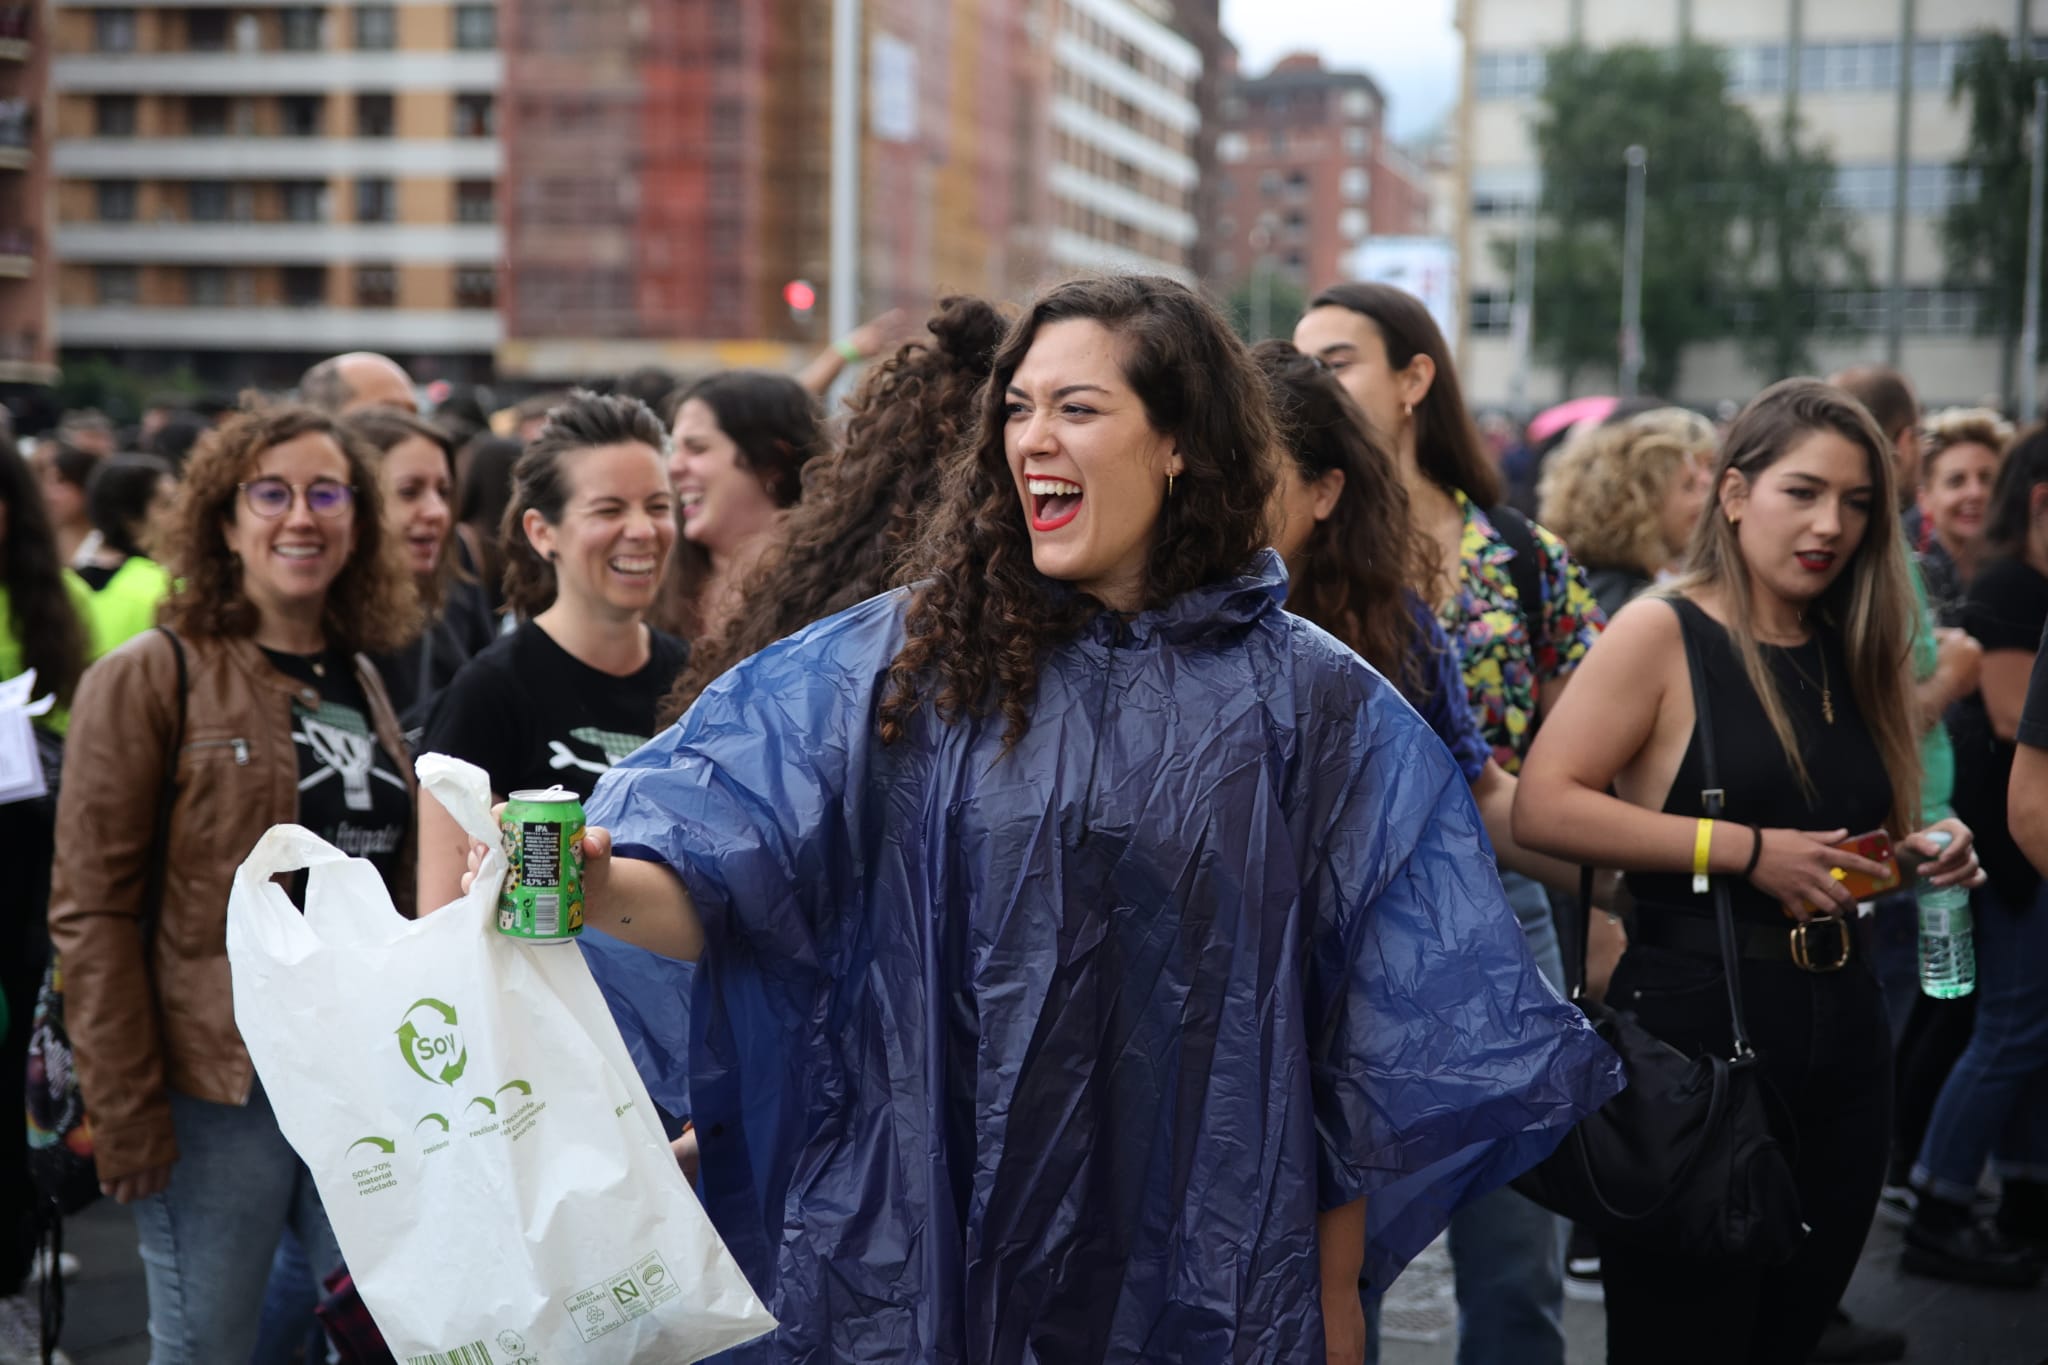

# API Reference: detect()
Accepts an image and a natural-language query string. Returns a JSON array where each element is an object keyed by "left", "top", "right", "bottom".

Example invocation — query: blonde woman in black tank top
[{"left": 1514, "top": 379, "right": 1984, "bottom": 1365}]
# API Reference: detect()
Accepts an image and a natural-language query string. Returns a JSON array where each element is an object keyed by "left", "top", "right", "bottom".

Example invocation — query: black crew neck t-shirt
[
  {"left": 420, "top": 619, "right": 689, "bottom": 799},
  {"left": 260, "top": 648, "right": 413, "bottom": 897},
  {"left": 2017, "top": 620, "right": 2048, "bottom": 752},
  {"left": 1952, "top": 556, "right": 2048, "bottom": 903}
]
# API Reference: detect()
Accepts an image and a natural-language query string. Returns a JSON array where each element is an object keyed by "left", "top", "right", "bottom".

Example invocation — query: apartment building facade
[
  {"left": 1213, "top": 53, "right": 1431, "bottom": 296},
  {"left": 0, "top": 3, "right": 49, "bottom": 387},
  {"left": 1456, "top": 0, "right": 2044, "bottom": 410},
  {"left": 51, "top": 1, "right": 502, "bottom": 388}
]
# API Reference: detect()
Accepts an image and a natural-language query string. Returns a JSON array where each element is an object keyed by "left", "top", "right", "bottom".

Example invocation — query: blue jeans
[
  {"left": 251, "top": 1229, "right": 331, "bottom": 1365},
  {"left": 1445, "top": 870, "right": 1567, "bottom": 1365},
  {"left": 130, "top": 1081, "right": 340, "bottom": 1365},
  {"left": 1913, "top": 878, "right": 2048, "bottom": 1201}
]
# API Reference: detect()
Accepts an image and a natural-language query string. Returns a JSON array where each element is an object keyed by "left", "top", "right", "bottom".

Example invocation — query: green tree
[
  {"left": 1502, "top": 43, "right": 1862, "bottom": 396},
  {"left": 1940, "top": 31, "right": 2048, "bottom": 406},
  {"left": 1224, "top": 271, "right": 1307, "bottom": 343}
]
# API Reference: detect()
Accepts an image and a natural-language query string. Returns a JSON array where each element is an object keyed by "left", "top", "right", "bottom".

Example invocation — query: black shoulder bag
[{"left": 1510, "top": 607, "right": 1806, "bottom": 1264}]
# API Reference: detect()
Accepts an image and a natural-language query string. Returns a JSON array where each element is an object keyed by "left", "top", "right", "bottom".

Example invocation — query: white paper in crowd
[
  {"left": 0, "top": 669, "right": 58, "bottom": 806},
  {"left": 227, "top": 754, "right": 774, "bottom": 1365}
]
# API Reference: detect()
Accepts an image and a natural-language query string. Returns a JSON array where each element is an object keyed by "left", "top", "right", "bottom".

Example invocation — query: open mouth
[
  {"left": 1794, "top": 550, "right": 1836, "bottom": 573},
  {"left": 608, "top": 554, "right": 658, "bottom": 580},
  {"left": 1028, "top": 476, "right": 1083, "bottom": 532},
  {"left": 274, "top": 543, "right": 325, "bottom": 562},
  {"left": 678, "top": 490, "right": 705, "bottom": 518}
]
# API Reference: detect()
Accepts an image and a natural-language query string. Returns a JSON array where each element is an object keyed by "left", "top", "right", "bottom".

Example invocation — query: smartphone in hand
[{"left": 1829, "top": 830, "right": 1901, "bottom": 902}]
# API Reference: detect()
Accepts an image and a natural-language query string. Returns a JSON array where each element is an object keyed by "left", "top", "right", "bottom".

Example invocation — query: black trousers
[
  {"left": 0, "top": 796, "right": 53, "bottom": 1295},
  {"left": 1600, "top": 940, "right": 1893, "bottom": 1365}
]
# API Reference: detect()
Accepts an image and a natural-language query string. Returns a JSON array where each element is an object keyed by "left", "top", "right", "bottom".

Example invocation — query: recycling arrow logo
[{"left": 395, "top": 997, "right": 468, "bottom": 1088}]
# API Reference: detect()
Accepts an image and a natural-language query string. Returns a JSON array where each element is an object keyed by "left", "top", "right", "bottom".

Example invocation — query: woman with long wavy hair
[
  {"left": 658, "top": 296, "right": 1004, "bottom": 723},
  {"left": 51, "top": 404, "right": 419, "bottom": 1361},
  {"left": 1515, "top": 379, "right": 1985, "bottom": 1360},
  {"left": 457, "top": 276, "right": 1619, "bottom": 1362}
]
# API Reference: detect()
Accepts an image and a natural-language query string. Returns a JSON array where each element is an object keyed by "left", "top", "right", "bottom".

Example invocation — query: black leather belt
[{"left": 1635, "top": 910, "right": 1854, "bottom": 973}]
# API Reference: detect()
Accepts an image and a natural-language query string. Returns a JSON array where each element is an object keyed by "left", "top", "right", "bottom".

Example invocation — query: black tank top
[{"left": 1626, "top": 598, "right": 1894, "bottom": 925}]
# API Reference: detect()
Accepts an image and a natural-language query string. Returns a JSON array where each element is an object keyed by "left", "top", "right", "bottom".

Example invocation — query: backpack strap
[
  {"left": 1488, "top": 503, "right": 1548, "bottom": 621},
  {"left": 141, "top": 626, "right": 187, "bottom": 948}
]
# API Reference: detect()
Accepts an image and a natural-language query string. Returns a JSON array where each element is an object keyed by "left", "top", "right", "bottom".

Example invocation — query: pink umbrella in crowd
[{"left": 1527, "top": 395, "right": 1618, "bottom": 446}]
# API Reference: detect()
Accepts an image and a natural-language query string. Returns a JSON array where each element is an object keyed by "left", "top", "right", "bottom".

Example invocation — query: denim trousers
[
  {"left": 130, "top": 1080, "right": 340, "bottom": 1365},
  {"left": 1600, "top": 937, "right": 1892, "bottom": 1364},
  {"left": 1913, "top": 877, "right": 2048, "bottom": 1201}
]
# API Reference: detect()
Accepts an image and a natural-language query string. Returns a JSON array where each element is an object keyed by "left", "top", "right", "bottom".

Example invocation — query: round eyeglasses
[{"left": 238, "top": 477, "right": 355, "bottom": 520}]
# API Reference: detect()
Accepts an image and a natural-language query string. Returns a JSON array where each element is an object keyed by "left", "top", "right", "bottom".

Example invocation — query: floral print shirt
[{"left": 1438, "top": 493, "right": 1605, "bottom": 774}]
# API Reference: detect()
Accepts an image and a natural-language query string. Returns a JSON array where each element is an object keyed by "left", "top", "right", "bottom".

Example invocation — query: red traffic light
[{"left": 783, "top": 279, "right": 817, "bottom": 312}]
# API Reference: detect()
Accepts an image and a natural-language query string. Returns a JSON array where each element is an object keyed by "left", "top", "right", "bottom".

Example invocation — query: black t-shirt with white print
[
  {"left": 261, "top": 648, "right": 413, "bottom": 898},
  {"left": 420, "top": 619, "right": 689, "bottom": 800}
]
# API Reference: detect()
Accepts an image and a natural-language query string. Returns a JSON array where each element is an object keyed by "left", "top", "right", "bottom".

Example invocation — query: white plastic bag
[{"left": 228, "top": 754, "right": 774, "bottom": 1365}]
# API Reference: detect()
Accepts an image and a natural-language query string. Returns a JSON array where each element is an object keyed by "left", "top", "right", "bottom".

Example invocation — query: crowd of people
[{"left": 0, "top": 272, "right": 2034, "bottom": 1365}]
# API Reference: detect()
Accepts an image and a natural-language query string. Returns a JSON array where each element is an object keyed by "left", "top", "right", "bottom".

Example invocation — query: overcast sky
[{"left": 1218, "top": 0, "right": 1462, "bottom": 143}]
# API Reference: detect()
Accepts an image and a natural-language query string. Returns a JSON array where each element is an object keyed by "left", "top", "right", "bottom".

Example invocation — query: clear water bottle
[{"left": 1918, "top": 832, "right": 1976, "bottom": 999}]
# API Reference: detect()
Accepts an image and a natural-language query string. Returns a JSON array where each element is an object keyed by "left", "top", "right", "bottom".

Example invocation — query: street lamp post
[{"left": 1619, "top": 144, "right": 1647, "bottom": 401}]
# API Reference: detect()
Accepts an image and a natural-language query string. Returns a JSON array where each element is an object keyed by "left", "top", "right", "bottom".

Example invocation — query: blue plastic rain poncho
[{"left": 588, "top": 551, "right": 1621, "bottom": 1364}]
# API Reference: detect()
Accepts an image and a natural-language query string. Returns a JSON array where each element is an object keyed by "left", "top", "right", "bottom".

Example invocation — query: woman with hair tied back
[
  {"left": 416, "top": 391, "right": 686, "bottom": 911},
  {"left": 1538, "top": 408, "right": 1716, "bottom": 618},
  {"left": 659, "top": 295, "right": 1005, "bottom": 724},
  {"left": 77, "top": 453, "right": 177, "bottom": 650},
  {"left": 471, "top": 275, "right": 1619, "bottom": 1362},
  {"left": 50, "top": 404, "right": 420, "bottom": 1363},
  {"left": 1514, "top": 379, "right": 1984, "bottom": 1361},
  {"left": 653, "top": 370, "right": 824, "bottom": 642}
]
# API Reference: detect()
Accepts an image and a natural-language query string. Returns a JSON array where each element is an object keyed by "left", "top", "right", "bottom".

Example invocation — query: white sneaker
[
  {"left": 0, "top": 1293, "right": 73, "bottom": 1365},
  {"left": 23, "top": 1251, "right": 76, "bottom": 1285}
]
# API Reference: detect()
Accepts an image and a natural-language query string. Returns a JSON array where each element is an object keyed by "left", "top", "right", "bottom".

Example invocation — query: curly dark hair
[
  {"left": 659, "top": 296, "right": 1005, "bottom": 724},
  {"left": 0, "top": 443, "right": 87, "bottom": 703},
  {"left": 500, "top": 390, "right": 672, "bottom": 618},
  {"left": 652, "top": 370, "right": 825, "bottom": 640},
  {"left": 160, "top": 404, "right": 421, "bottom": 654},
  {"left": 1308, "top": 281, "right": 1501, "bottom": 507},
  {"left": 1253, "top": 340, "right": 1437, "bottom": 701},
  {"left": 877, "top": 275, "right": 1278, "bottom": 749}
]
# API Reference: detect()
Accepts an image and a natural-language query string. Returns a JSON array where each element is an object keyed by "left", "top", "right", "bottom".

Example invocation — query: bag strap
[
  {"left": 139, "top": 626, "right": 187, "bottom": 948},
  {"left": 1672, "top": 601, "right": 1758, "bottom": 1060},
  {"left": 1489, "top": 503, "right": 1547, "bottom": 623}
]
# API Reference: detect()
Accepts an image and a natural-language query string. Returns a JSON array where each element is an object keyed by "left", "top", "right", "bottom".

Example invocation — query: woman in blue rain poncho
[{"left": 567, "top": 276, "right": 1621, "bottom": 1363}]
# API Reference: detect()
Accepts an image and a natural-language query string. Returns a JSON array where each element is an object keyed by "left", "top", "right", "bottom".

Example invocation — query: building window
[
  {"left": 1472, "top": 168, "right": 1541, "bottom": 218},
  {"left": 454, "top": 5, "right": 497, "bottom": 50},
  {"left": 1341, "top": 89, "right": 1373, "bottom": 119},
  {"left": 1802, "top": 41, "right": 1899, "bottom": 94},
  {"left": 355, "top": 177, "right": 395, "bottom": 223},
  {"left": 280, "top": 7, "right": 325, "bottom": 51},
  {"left": 1912, "top": 39, "right": 1964, "bottom": 93},
  {"left": 187, "top": 266, "right": 228, "bottom": 307},
  {"left": 354, "top": 5, "right": 396, "bottom": 51},
  {"left": 187, "top": 10, "right": 230, "bottom": 50},
  {"left": 188, "top": 181, "right": 230, "bottom": 222},
  {"left": 356, "top": 93, "right": 395, "bottom": 138},
  {"left": 96, "top": 265, "right": 140, "bottom": 305},
  {"left": 1344, "top": 126, "right": 1370, "bottom": 157},
  {"left": 455, "top": 267, "right": 496, "bottom": 310},
  {"left": 1470, "top": 289, "right": 1515, "bottom": 336},
  {"left": 1339, "top": 208, "right": 1369, "bottom": 241},
  {"left": 283, "top": 265, "right": 327, "bottom": 307},
  {"left": 282, "top": 181, "right": 328, "bottom": 222},
  {"left": 95, "top": 181, "right": 138, "bottom": 223},
  {"left": 1475, "top": 50, "right": 1545, "bottom": 100},
  {"left": 281, "top": 95, "right": 324, "bottom": 137},
  {"left": 355, "top": 264, "right": 397, "bottom": 308},
  {"left": 454, "top": 94, "right": 495, "bottom": 138},
  {"left": 1828, "top": 165, "right": 1892, "bottom": 212},
  {"left": 95, "top": 96, "right": 137, "bottom": 138},
  {"left": 1341, "top": 166, "right": 1370, "bottom": 202},
  {"left": 187, "top": 96, "right": 230, "bottom": 137},
  {"left": 1217, "top": 132, "right": 1247, "bottom": 164},
  {"left": 93, "top": 9, "right": 137, "bottom": 52},
  {"left": 1728, "top": 44, "right": 1786, "bottom": 95},
  {"left": 456, "top": 179, "right": 496, "bottom": 223}
]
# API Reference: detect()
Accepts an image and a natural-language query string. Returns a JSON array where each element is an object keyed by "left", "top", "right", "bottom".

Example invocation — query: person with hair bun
[
  {"left": 476, "top": 276, "right": 1619, "bottom": 1362},
  {"left": 50, "top": 404, "right": 419, "bottom": 1362},
  {"left": 653, "top": 370, "right": 823, "bottom": 640},
  {"left": 416, "top": 391, "right": 684, "bottom": 911},
  {"left": 1538, "top": 408, "right": 1716, "bottom": 618},
  {"left": 659, "top": 295, "right": 1005, "bottom": 724}
]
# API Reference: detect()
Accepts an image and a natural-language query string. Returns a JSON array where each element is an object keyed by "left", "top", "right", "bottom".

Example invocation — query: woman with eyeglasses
[{"left": 49, "top": 404, "right": 420, "bottom": 1363}]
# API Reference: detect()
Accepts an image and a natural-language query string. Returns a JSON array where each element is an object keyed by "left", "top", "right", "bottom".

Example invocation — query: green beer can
[{"left": 498, "top": 787, "right": 586, "bottom": 942}]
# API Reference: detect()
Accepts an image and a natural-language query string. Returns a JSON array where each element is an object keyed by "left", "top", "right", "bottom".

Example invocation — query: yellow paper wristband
[{"left": 1692, "top": 817, "right": 1716, "bottom": 894}]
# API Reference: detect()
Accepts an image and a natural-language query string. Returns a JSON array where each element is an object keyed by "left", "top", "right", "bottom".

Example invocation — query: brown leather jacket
[{"left": 49, "top": 629, "right": 414, "bottom": 1181}]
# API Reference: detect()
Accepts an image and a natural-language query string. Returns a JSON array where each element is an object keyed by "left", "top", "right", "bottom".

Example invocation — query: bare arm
[
  {"left": 455, "top": 825, "right": 704, "bottom": 961},
  {"left": 416, "top": 785, "right": 482, "bottom": 916},
  {"left": 1317, "top": 1197, "right": 1367, "bottom": 1365},
  {"left": 1917, "top": 628, "right": 1982, "bottom": 729},
  {"left": 1980, "top": 648, "right": 2034, "bottom": 743},
  {"left": 1513, "top": 599, "right": 1882, "bottom": 918},
  {"left": 794, "top": 308, "right": 911, "bottom": 396},
  {"left": 2013, "top": 742, "right": 2048, "bottom": 877},
  {"left": 1472, "top": 760, "right": 1595, "bottom": 899}
]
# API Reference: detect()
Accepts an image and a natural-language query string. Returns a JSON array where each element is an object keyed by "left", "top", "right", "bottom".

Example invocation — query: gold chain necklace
[{"left": 1782, "top": 641, "right": 1833, "bottom": 725}]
